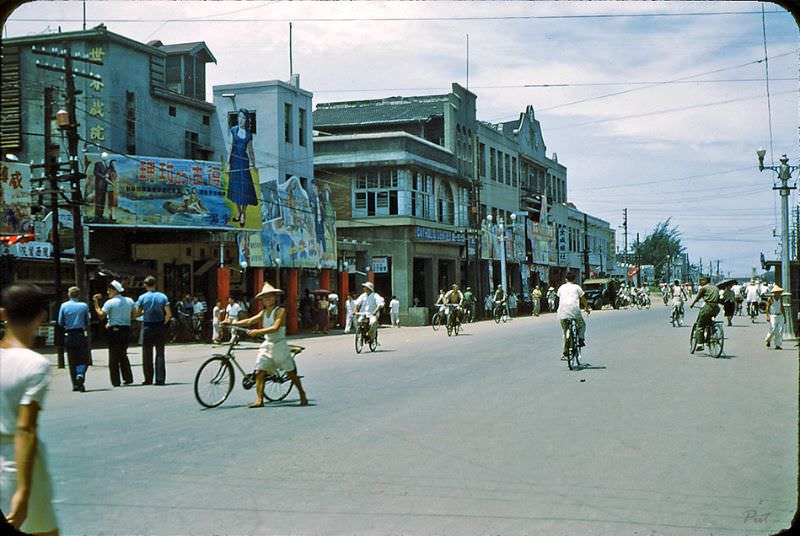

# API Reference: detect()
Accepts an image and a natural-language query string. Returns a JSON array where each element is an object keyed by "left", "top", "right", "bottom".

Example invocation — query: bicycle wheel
[
  {"left": 446, "top": 316, "right": 453, "bottom": 336},
  {"left": 355, "top": 331, "right": 364, "bottom": 353},
  {"left": 454, "top": 319, "right": 461, "bottom": 336},
  {"left": 689, "top": 324, "right": 698, "bottom": 354},
  {"left": 566, "top": 323, "right": 576, "bottom": 370},
  {"left": 368, "top": 331, "right": 378, "bottom": 352},
  {"left": 431, "top": 312, "right": 441, "bottom": 331},
  {"left": 708, "top": 325, "right": 724, "bottom": 358},
  {"left": 264, "top": 371, "right": 293, "bottom": 401},
  {"left": 493, "top": 307, "right": 501, "bottom": 323},
  {"left": 194, "top": 356, "right": 234, "bottom": 408}
]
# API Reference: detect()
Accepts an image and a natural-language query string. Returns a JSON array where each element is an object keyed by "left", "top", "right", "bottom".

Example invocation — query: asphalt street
[{"left": 36, "top": 304, "right": 796, "bottom": 535}]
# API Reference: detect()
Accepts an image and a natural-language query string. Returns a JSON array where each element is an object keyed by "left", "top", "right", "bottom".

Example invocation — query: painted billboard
[
  {"left": 83, "top": 153, "right": 261, "bottom": 229},
  {"left": 0, "top": 161, "right": 32, "bottom": 235}
]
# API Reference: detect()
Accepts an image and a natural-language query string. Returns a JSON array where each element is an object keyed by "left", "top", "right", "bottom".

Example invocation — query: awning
[{"left": 96, "top": 259, "right": 154, "bottom": 278}]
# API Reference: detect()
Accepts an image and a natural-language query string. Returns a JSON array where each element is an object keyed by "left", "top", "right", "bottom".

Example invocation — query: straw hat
[
  {"left": 255, "top": 282, "right": 284, "bottom": 298},
  {"left": 771, "top": 285, "right": 783, "bottom": 293},
  {"left": 362, "top": 281, "right": 374, "bottom": 292}
]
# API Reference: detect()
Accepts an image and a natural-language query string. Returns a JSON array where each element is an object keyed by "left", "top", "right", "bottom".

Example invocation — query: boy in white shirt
[
  {"left": 389, "top": 296, "right": 400, "bottom": 327},
  {"left": 557, "top": 273, "right": 591, "bottom": 358}
]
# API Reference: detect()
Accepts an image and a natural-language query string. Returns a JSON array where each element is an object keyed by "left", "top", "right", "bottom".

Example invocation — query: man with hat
[
  {"left": 354, "top": 281, "right": 383, "bottom": 343},
  {"left": 764, "top": 284, "right": 786, "bottom": 350},
  {"left": 223, "top": 282, "right": 308, "bottom": 408},
  {"left": 689, "top": 275, "right": 720, "bottom": 351},
  {"left": 93, "top": 280, "right": 136, "bottom": 386},
  {"left": 58, "top": 286, "right": 91, "bottom": 392}
]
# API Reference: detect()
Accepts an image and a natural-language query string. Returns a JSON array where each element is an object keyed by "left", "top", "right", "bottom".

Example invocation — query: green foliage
[{"left": 635, "top": 219, "right": 684, "bottom": 280}]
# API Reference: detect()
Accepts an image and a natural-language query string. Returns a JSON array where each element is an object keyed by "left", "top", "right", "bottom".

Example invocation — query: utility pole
[
  {"left": 796, "top": 205, "right": 799, "bottom": 261},
  {"left": 622, "top": 208, "right": 628, "bottom": 285},
  {"left": 33, "top": 45, "right": 102, "bottom": 301},
  {"left": 44, "top": 86, "right": 65, "bottom": 369},
  {"left": 583, "top": 213, "right": 589, "bottom": 283},
  {"left": 636, "top": 232, "right": 641, "bottom": 286},
  {"left": 716, "top": 260, "right": 720, "bottom": 279}
]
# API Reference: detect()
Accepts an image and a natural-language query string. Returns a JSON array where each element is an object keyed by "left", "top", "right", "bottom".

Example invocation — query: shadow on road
[{"left": 577, "top": 363, "right": 607, "bottom": 370}]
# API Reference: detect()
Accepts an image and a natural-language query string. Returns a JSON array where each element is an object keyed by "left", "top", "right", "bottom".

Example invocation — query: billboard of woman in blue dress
[{"left": 227, "top": 108, "right": 259, "bottom": 227}]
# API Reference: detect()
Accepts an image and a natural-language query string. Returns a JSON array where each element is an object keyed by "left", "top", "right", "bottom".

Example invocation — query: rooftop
[{"left": 314, "top": 95, "right": 449, "bottom": 127}]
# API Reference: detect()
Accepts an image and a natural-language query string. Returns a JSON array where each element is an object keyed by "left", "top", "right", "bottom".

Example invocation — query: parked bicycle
[
  {"left": 193, "top": 326, "right": 302, "bottom": 408},
  {"left": 562, "top": 318, "right": 582, "bottom": 370},
  {"left": 689, "top": 319, "right": 724, "bottom": 358},
  {"left": 354, "top": 312, "right": 378, "bottom": 353}
]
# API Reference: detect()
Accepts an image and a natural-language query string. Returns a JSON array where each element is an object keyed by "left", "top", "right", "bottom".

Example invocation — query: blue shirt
[
  {"left": 135, "top": 291, "right": 169, "bottom": 323},
  {"left": 102, "top": 295, "right": 135, "bottom": 327},
  {"left": 58, "top": 299, "right": 90, "bottom": 330}
]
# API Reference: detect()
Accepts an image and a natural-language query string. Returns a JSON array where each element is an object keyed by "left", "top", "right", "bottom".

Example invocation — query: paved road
[{"left": 38, "top": 305, "right": 795, "bottom": 535}]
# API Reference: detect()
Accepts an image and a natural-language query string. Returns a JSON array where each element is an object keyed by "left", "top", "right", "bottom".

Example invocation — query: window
[
  {"left": 410, "top": 172, "right": 433, "bottom": 220},
  {"left": 498, "top": 151, "right": 504, "bottom": 183},
  {"left": 298, "top": 108, "right": 306, "bottom": 146},
  {"left": 184, "top": 130, "right": 198, "bottom": 159},
  {"left": 202, "top": 114, "right": 210, "bottom": 126},
  {"left": 436, "top": 182, "right": 455, "bottom": 225},
  {"left": 512, "top": 157, "right": 517, "bottom": 187},
  {"left": 284, "top": 103, "right": 292, "bottom": 143},
  {"left": 168, "top": 106, "right": 176, "bottom": 117},
  {"left": 490, "top": 148, "right": 497, "bottom": 181},
  {"left": 505, "top": 154, "right": 511, "bottom": 185},
  {"left": 353, "top": 168, "right": 400, "bottom": 217},
  {"left": 125, "top": 91, "right": 136, "bottom": 155},
  {"left": 479, "top": 143, "right": 486, "bottom": 177}
]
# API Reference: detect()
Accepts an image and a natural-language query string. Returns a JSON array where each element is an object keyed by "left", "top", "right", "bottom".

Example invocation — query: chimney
[{"left": 290, "top": 73, "right": 300, "bottom": 88}]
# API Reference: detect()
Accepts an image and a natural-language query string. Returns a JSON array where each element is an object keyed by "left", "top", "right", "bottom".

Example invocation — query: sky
[{"left": 4, "top": 0, "right": 799, "bottom": 276}]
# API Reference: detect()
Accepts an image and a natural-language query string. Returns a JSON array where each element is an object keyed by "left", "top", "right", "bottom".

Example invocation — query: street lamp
[
  {"left": 487, "top": 214, "right": 513, "bottom": 296},
  {"left": 757, "top": 149, "right": 797, "bottom": 341}
]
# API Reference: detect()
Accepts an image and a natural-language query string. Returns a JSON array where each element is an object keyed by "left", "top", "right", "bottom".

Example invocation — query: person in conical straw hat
[
  {"left": 223, "top": 282, "right": 308, "bottom": 407},
  {"left": 764, "top": 284, "right": 785, "bottom": 350}
]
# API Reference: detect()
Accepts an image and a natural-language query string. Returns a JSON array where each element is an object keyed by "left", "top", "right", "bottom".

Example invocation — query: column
[
  {"left": 252, "top": 268, "right": 264, "bottom": 312},
  {"left": 216, "top": 267, "right": 230, "bottom": 305},
  {"left": 286, "top": 268, "right": 299, "bottom": 335},
  {"left": 339, "top": 270, "right": 349, "bottom": 327},
  {"left": 320, "top": 268, "right": 331, "bottom": 290}
]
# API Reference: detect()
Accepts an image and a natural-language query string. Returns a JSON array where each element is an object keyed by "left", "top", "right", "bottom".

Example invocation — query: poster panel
[{"left": 0, "top": 161, "right": 32, "bottom": 235}]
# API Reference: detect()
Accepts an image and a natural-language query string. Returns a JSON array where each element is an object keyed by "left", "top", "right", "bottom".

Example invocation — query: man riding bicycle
[
  {"left": 354, "top": 282, "right": 383, "bottom": 343},
  {"left": 443, "top": 284, "right": 464, "bottom": 324},
  {"left": 557, "top": 272, "right": 591, "bottom": 359},
  {"left": 745, "top": 279, "right": 761, "bottom": 318},
  {"left": 671, "top": 279, "right": 688, "bottom": 320},
  {"left": 689, "top": 275, "right": 720, "bottom": 351},
  {"left": 493, "top": 285, "right": 508, "bottom": 321},
  {"left": 462, "top": 286, "right": 475, "bottom": 321}
]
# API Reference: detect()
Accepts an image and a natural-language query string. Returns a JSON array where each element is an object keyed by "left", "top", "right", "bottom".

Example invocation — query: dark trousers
[
  {"left": 108, "top": 326, "right": 133, "bottom": 386},
  {"left": 64, "top": 329, "right": 90, "bottom": 387},
  {"left": 142, "top": 322, "right": 166, "bottom": 384}
]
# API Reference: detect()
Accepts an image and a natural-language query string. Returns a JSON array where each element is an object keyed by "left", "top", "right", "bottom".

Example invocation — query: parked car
[{"left": 583, "top": 278, "right": 622, "bottom": 310}]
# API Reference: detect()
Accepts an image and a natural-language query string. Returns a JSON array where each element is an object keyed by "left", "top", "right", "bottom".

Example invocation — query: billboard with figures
[{"left": 0, "top": 161, "right": 32, "bottom": 236}]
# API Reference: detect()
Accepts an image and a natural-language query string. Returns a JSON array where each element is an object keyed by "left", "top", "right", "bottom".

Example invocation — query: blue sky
[{"left": 4, "top": 1, "right": 798, "bottom": 275}]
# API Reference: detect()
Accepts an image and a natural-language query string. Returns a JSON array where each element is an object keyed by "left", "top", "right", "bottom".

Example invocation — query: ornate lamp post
[
  {"left": 486, "top": 213, "right": 516, "bottom": 296},
  {"left": 757, "top": 149, "right": 797, "bottom": 340}
]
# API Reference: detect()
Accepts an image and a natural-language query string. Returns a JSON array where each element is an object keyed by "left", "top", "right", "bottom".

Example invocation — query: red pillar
[
  {"left": 217, "top": 267, "right": 230, "bottom": 305},
  {"left": 253, "top": 268, "right": 264, "bottom": 312},
  {"left": 319, "top": 268, "right": 330, "bottom": 290},
  {"left": 286, "top": 268, "right": 299, "bottom": 335},
  {"left": 339, "top": 270, "right": 349, "bottom": 327},
  {"left": 368, "top": 270, "right": 375, "bottom": 285}
]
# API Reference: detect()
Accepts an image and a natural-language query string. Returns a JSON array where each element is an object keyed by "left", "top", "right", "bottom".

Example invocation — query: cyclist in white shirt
[
  {"left": 557, "top": 273, "right": 591, "bottom": 359},
  {"left": 354, "top": 282, "right": 383, "bottom": 341},
  {"left": 745, "top": 280, "right": 761, "bottom": 317},
  {"left": 671, "top": 279, "right": 688, "bottom": 318},
  {"left": 443, "top": 284, "right": 464, "bottom": 324}
]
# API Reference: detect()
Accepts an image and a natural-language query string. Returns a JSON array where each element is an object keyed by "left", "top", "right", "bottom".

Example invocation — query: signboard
[
  {"left": 557, "top": 224, "right": 568, "bottom": 265},
  {"left": 371, "top": 256, "right": 389, "bottom": 273},
  {"left": 1, "top": 161, "right": 32, "bottom": 236},
  {"left": 415, "top": 226, "right": 464, "bottom": 243},
  {"left": 0, "top": 241, "right": 52, "bottom": 259}
]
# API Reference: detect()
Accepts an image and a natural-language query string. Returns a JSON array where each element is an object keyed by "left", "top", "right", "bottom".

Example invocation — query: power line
[{"left": 9, "top": 9, "right": 787, "bottom": 23}]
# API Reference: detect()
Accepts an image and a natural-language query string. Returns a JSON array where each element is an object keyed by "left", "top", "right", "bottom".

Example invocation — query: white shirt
[
  {"left": 671, "top": 285, "right": 686, "bottom": 303},
  {"left": 212, "top": 305, "right": 222, "bottom": 322},
  {"left": 225, "top": 302, "right": 241, "bottom": 320},
  {"left": 389, "top": 299, "right": 400, "bottom": 314},
  {"left": 355, "top": 292, "right": 381, "bottom": 315},
  {"left": 0, "top": 347, "right": 50, "bottom": 436},
  {"left": 345, "top": 298, "right": 356, "bottom": 315},
  {"left": 745, "top": 285, "right": 760, "bottom": 303},
  {"left": 557, "top": 282, "right": 584, "bottom": 321}
]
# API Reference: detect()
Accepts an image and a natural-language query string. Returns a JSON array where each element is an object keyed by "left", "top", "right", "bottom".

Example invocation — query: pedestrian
[
  {"left": 211, "top": 300, "right": 223, "bottom": 344},
  {"left": 484, "top": 293, "right": 493, "bottom": 317},
  {"left": 765, "top": 285, "right": 785, "bottom": 350},
  {"left": 134, "top": 276, "right": 172, "bottom": 386},
  {"left": 508, "top": 291, "right": 518, "bottom": 317},
  {"left": 531, "top": 285, "right": 542, "bottom": 316},
  {"left": 0, "top": 284, "right": 59, "bottom": 534},
  {"left": 721, "top": 286, "right": 736, "bottom": 327},
  {"left": 223, "top": 296, "right": 241, "bottom": 342},
  {"left": 389, "top": 295, "right": 400, "bottom": 327},
  {"left": 462, "top": 287, "right": 475, "bottom": 321},
  {"left": 58, "top": 286, "right": 91, "bottom": 392},
  {"left": 546, "top": 286, "right": 556, "bottom": 311},
  {"left": 327, "top": 292, "right": 339, "bottom": 328},
  {"left": 92, "top": 280, "right": 135, "bottom": 387},
  {"left": 223, "top": 282, "right": 308, "bottom": 408},
  {"left": 344, "top": 292, "right": 356, "bottom": 333},
  {"left": 315, "top": 294, "right": 330, "bottom": 334}
]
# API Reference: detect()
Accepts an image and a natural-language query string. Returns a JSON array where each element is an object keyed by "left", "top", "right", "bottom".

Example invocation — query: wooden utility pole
[
  {"left": 583, "top": 213, "right": 589, "bottom": 283},
  {"left": 636, "top": 232, "right": 641, "bottom": 286},
  {"left": 622, "top": 208, "right": 628, "bottom": 284}
]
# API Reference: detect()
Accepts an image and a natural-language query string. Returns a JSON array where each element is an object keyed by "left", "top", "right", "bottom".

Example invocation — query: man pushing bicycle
[{"left": 689, "top": 275, "right": 720, "bottom": 352}]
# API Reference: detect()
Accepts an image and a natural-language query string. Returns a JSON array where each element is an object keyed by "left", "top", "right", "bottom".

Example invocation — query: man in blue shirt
[
  {"left": 58, "top": 286, "right": 91, "bottom": 392},
  {"left": 93, "top": 280, "right": 136, "bottom": 387},
  {"left": 134, "top": 276, "right": 172, "bottom": 385}
]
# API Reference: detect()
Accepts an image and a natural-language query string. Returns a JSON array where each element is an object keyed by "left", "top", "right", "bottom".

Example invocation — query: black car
[{"left": 583, "top": 278, "right": 622, "bottom": 310}]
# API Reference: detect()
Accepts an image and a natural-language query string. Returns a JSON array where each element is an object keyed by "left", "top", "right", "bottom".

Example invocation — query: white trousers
[
  {"left": 390, "top": 311, "right": 399, "bottom": 326},
  {"left": 212, "top": 320, "right": 220, "bottom": 341},
  {"left": 344, "top": 313, "right": 354, "bottom": 333},
  {"left": 765, "top": 315, "right": 785, "bottom": 347}
]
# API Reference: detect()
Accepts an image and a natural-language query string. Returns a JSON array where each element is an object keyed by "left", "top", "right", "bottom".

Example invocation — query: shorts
[
  {"left": 0, "top": 439, "right": 58, "bottom": 533},
  {"left": 254, "top": 340, "right": 295, "bottom": 374}
]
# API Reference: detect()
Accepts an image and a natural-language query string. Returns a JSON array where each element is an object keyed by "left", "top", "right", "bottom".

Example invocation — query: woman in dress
[
  {"left": 227, "top": 109, "right": 258, "bottom": 227},
  {"left": 106, "top": 160, "right": 118, "bottom": 221}
]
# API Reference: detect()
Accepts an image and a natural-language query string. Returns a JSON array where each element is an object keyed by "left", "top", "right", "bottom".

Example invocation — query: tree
[{"left": 634, "top": 219, "right": 684, "bottom": 281}]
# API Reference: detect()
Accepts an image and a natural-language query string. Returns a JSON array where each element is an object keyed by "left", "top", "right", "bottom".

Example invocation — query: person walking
[
  {"left": 58, "top": 286, "right": 91, "bottom": 392},
  {"left": 92, "top": 280, "right": 135, "bottom": 387},
  {"left": 508, "top": 291, "right": 518, "bottom": 317},
  {"left": 0, "top": 284, "right": 60, "bottom": 535},
  {"left": 721, "top": 286, "right": 736, "bottom": 327},
  {"left": 389, "top": 295, "right": 400, "bottom": 327},
  {"left": 765, "top": 285, "right": 785, "bottom": 350},
  {"left": 531, "top": 285, "right": 542, "bottom": 317},
  {"left": 211, "top": 300, "right": 223, "bottom": 344},
  {"left": 223, "top": 296, "right": 241, "bottom": 342},
  {"left": 344, "top": 293, "right": 356, "bottom": 334},
  {"left": 134, "top": 276, "right": 172, "bottom": 386},
  {"left": 314, "top": 294, "right": 329, "bottom": 334}
]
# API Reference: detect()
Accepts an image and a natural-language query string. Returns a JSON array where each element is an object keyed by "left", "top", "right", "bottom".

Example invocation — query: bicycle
[
  {"left": 562, "top": 318, "right": 582, "bottom": 370},
  {"left": 193, "top": 326, "right": 302, "bottom": 408},
  {"left": 462, "top": 305, "right": 474, "bottom": 324},
  {"left": 689, "top": 319, "right": 724, "bottom": 358},
  {"left": 431, "top": 306, "right": 444, "bottom": 332},
  {"left": 354, "top": 313, "right": 378, "bottom": 353},
  {"left": 747, "top": 302, "right": 759, "bottom": 323},
  {"left": 671, "top": 303, "right": 685, "bottom": 327},
  {"left": 493, "top": 303, "right": 507, "bottom": 324},
  {"left": 445, "top": 305, "right": 461, "bottom": 337}
]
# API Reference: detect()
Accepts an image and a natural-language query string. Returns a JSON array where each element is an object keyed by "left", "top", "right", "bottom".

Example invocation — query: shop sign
[
  {"left": 371, "top": 256, "right": 389, "bottom": 273},
  {"left": 1, "top": 241, "right": 53, "bottom": 259},
  {"left": 415, "top": 226, "right": 464, "bottom": 243},
  {"left": 557, "top": 225, "right": 568, "bottom": 265}
]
